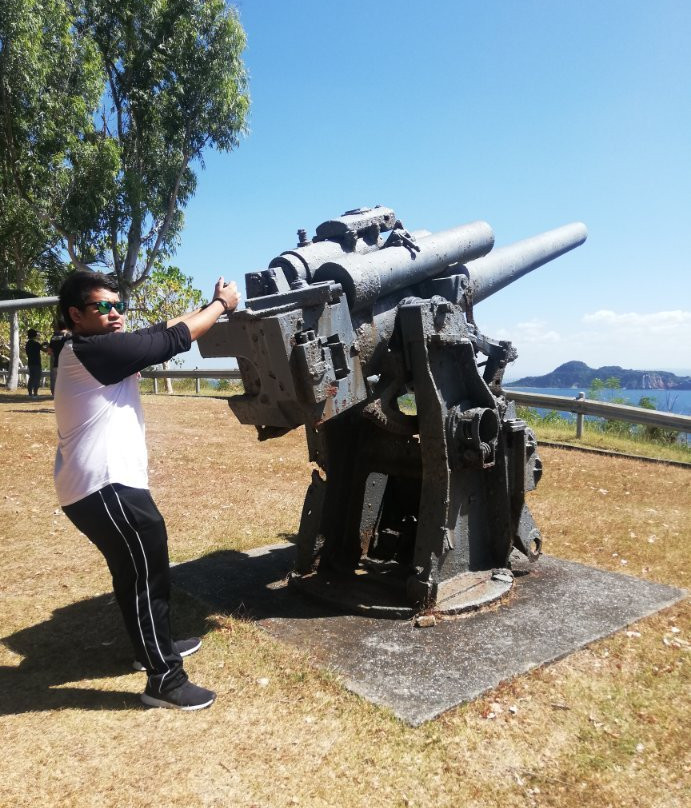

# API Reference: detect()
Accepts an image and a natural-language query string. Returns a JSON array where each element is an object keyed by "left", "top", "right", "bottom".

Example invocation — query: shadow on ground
[
  {"left": 0, "top": 590, "right": 214, "bottom": 715},
  {"left": 5, "top": 543, "right": 684, "bottom": 723},
  {"left": 0, "top": 391, "right": 54, "bottom": 407},
  {"left": 171, "top": 543, "right": 338, "bottom": 621},
  {"left": 0, "top": 543, "right": 315, "bottom": 715}
]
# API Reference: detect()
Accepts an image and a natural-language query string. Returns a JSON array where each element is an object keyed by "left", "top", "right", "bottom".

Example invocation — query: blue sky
[{"left": 174, "top": 0, "right": 691, "bottom": 377}]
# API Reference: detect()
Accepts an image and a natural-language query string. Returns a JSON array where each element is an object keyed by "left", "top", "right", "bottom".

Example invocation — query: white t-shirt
[{"left": 53, "top": 322, "right": 191, "bottom": 507}]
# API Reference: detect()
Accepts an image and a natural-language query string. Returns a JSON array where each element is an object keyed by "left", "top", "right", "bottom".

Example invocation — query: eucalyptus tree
[
  {"left": 75, "top": 0, "right": 250, "bottom": 299},
  {"left": 0, "top": 0, "right": 106, "bottom": 386},
  {"left": 0, "top": 196, "right": 66, "bottom": 388},
  {"left": 2, "top": 0, "right": 249, "bottom": 298},
  {"left": 128, "top": 264, "right": 203, "bottom": 331},
  {"left": 128, "top": 263, "right": 203, "bottom": 392}
]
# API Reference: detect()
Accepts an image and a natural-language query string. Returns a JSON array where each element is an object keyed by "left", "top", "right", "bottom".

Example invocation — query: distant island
[{"left": 505, "top": 361, "right": 691, "bottom": 390}]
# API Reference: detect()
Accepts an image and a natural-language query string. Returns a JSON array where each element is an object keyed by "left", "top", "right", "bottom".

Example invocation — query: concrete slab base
[
  {"left": 290, "top": 564, "right": 513, "bottom": 618},
  {"left": 172, "top": 545, "right": 685, "bottom": 726}
]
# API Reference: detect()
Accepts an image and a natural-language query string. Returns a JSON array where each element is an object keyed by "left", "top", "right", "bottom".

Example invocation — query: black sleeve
[
  {"left": 72, "top": 322, "right": 192, "bottom": 385},
  {"left": 133, "top": 322, "right": 169, "bottom": 336},
  {"left": 49, "top": 335, "right": 68, "bottom": 365}
]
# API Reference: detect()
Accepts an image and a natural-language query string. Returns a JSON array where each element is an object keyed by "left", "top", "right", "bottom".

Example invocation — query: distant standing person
[
  {"left": 54, "top": 270, "right": 240, "bottom": 710},
  {"left": 47, "top": 320, "right": 70, "bottom": 396},
  {"left": 25, "top": 328, "right": 43, "bottom": 398}
]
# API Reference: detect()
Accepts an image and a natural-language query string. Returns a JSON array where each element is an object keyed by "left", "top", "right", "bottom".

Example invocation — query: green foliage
[
  {"left": 0, "top": 269, "right": 59, "bottom": 365},
  {"left": 128, "top": 263, "right": 202, "bottom": 331},
  {"left": 588, "top": 376, "right": 622, "bottom": 401},
  {"left": 0, "top": 0, "right": 110, "bottom": 243},
  {"left": 0, "top": 0, "right": 107, "bottom": 381},
  {"left": 588, "top": 377, "right": 604, "bottom": 398},
  {"left": 516, "top": 404, "right": 686, "bottom": 460},
  {"left": 1, "top": 0, "right": 250, "bottom": 298},
  {"left": 0, "top": 0, "right": 93, "bottom": 313},
  {"left": 587, "top": 376, "right": 633, "bottom": 435},
  {"left": 637, "top": 395, "right": 680, "bottom": 444},
  {"left": 76, "top": 0, "right": 250, "bottom": 295},
  {"left": 127, "top": 264, "right": 202, "bottom": 368}
]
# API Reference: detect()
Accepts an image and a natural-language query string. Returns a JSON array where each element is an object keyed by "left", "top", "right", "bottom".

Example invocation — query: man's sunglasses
[{"left": 88, "top": 300, "right": 127, "bottom": 315}]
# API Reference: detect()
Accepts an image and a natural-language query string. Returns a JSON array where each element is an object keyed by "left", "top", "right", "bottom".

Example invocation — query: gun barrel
[
  {"left": 466, "top": 222, "right": 587, "bottom": 304},
  {"left": 0, "top": 296, "right": 59, "bottom": 312},
  {"left": 314, "top": 221, "right": 494, "bottom": 311}
]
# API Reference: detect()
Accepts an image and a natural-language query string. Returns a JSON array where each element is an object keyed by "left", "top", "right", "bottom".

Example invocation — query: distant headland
[{"left": 505, "top": 361, "right": 691, "bottom": 390}]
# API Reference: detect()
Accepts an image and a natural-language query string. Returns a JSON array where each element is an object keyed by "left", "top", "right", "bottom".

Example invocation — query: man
[
  {"left": 25, "top": 328, "right": 43, "bottom": 398},
  {"left": 55, "top": 270, "right": 240, "bottom": 710}
]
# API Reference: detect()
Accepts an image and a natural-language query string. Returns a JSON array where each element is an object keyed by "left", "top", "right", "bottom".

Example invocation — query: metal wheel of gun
[
  {"left": 54, "top": 271, "right": 240, "bottom": 710},
  {"left": 198, "top": 207, "right": 587, "bottom": 617}
]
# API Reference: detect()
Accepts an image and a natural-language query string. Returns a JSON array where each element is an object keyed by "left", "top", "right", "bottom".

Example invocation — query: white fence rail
[
  {"left": 1, "top": 369, "right": 52, "bottom": 389},
  {"left": 3, "top": 368, "right": 690, "bottom": 434},
  {"left": 504, "top": 389, "right": 691, "bottom": 435}
]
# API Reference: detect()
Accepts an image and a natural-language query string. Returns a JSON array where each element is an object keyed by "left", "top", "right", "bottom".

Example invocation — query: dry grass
[
  {"left": 526, "top": 419, "right": 691, "bottom": 465},
  {"left": 0, "top": 389, "right": 689, "bottom": 808}
]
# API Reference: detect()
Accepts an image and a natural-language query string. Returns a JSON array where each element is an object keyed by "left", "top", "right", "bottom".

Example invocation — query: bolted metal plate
[
  {"left": 171, "top": 544, "right": 685, "bottom": 726},
  {"left": 436, "top": 569, "right": 513, "bottom": 614},
  {"left": 289, "top": 565, "right": 513, "bottom": 618}
]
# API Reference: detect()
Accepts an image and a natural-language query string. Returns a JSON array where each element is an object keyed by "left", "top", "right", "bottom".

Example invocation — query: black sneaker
[
  {"left": 141, "top": 680, "right": 216, "bottom": 711},
  {"left": 132, "top": 637, "right": 202, "bottom": 672}
]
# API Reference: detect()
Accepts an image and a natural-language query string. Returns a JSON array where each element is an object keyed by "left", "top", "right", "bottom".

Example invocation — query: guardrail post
[
  {"left": 575, "top": 391, "right": 585, "bottom": 438},
  {"left": 195, "top": 369, "right": 200, "bottom": 396},
  {"left": 153, "top": 377, "right": 158, "bottom": 395}
]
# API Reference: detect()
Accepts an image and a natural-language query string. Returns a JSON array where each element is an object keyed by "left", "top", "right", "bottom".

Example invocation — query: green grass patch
[
  {"left": 517, "top": 407, "right": 690, "bottom": 464},
  {"left": 138, "top": 377, "right": 244, "bottom": 396}
]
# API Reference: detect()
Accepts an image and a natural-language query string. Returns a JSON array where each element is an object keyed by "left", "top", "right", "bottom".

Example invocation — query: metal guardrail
[
  {"left": 2, "top": 367, "right": 689, "bottom": 434},
  {"left": 0, "top": 296, "right": 60, "bottom": 311},
  {"left": 0, "top": 369, "right": 52, "bottom": 388},
  {"left": 0, "top": 368, "right": 240, "bottom": 387},
  {"left": 504, "top": 389, "right": 691, "bottom": 434},
  {"left": 140, "top": 369, "right": 241, "bottom": 380},
  {"left": 139, "top": 368, "right": 240, "bottom": 394}
]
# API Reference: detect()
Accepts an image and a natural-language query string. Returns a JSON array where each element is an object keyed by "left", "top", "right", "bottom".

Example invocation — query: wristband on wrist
[{"left": 204, "top": 297, "right": 229, "bottom": 311}]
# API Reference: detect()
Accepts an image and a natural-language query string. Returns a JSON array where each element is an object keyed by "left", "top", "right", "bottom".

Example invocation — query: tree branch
[
  {"left": 140, "top": 153, "right": 190, "bottom": 281},
  {"left": 65, "top": 235, "right": 93, "bottom": 271}
]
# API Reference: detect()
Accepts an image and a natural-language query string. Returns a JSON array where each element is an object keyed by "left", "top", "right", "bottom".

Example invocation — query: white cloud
[
  {"left": 497, "top": 309, "right": 691, "bottom": 378},
  {"left": 513, "top": 319, "right": 561, "bottom": 344},
  {"left": 582, "top": 309, "right": 691, "bottom": 333},
  {"left": 493, "top": 319, "right": 561, "bottom": 344}
]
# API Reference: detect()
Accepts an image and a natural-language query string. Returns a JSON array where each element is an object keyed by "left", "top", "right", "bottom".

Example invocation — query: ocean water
[{"left": 504, "top": 387, "right": 691, "bottom": 416}]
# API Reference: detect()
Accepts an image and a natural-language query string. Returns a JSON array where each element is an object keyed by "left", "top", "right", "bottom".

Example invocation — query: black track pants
[
  {"left": 63, "top": 483, "right": 186, "bottom": 694},
  {"left": 27, "top": 364, "right": 42, "bottom": 396}
]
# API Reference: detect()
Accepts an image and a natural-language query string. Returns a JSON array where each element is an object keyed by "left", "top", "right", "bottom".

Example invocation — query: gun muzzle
[
  {"left": 466, "top": 222, "right": 587, "bottom": 304},
  {"left": 314, "top": 221, "right": 495, "bottom": 311}
]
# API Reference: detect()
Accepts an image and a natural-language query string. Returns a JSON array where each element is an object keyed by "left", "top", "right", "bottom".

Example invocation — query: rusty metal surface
[
  {"left": 289, "top": 565, "right": 513, "bottom": 619},
  {"left": 196, "top": 206, "right": 589, "bottom": 615},
  {"left": 171, "top": 544, "right": 686, "bottom": 726},
  {"left": 313, "top": 221, "right": 494, "bottom": 311}
]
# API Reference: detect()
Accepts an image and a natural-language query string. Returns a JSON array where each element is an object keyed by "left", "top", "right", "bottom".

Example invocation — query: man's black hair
[
  {"left": 27, "top": 328, "right": 38, "bottom": 339},
  {"left": 59, "top": 271, "right": 120, "bottom": 328}
]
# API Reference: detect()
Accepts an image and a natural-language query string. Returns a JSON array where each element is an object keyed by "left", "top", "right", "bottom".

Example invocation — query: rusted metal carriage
[{"left": 198, "top": 207, "right": 587, "bottom": 616}]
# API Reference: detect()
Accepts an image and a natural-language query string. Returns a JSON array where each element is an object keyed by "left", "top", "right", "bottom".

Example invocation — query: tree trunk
[
  {"left": 162, "top": 360, "right": 173, "bottom": 394},
  {"left": 8, "top": 312, "right": 20, "bottom": 391}
]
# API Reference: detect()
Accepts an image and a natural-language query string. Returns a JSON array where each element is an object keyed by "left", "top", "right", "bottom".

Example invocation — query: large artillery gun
[{"left": 198, "top": 207, "right": 587, "bottom": 616}]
